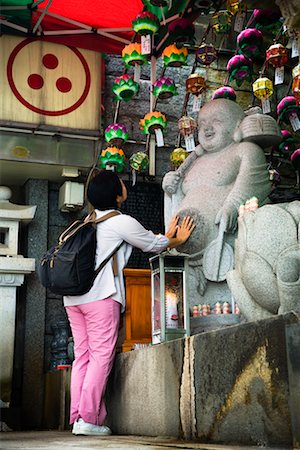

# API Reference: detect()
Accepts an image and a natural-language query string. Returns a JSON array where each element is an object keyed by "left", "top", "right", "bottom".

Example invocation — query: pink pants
[{"left": 65, "top": 297, "right": 120, "bottom": 426}]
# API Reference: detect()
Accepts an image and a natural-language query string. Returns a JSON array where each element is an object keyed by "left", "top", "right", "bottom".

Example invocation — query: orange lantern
[
  {"left": 161, "top": 44, "right": 188, "bottom": 67},
  {"left": 186, "top": 74, "right": 206, "bottom": 95},
  {"left": 266, "top": 43, "right": 289, "bottom": 68}
]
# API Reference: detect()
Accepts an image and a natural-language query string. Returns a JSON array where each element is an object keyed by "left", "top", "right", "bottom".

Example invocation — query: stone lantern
[{"left": 0, "top": 186, "right": 36, "bottom": 404}]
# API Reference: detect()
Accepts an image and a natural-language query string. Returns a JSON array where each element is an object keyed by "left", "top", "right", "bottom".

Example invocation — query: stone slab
[{"left": 107, "top": 313, "right": 299, "bottom": 446}]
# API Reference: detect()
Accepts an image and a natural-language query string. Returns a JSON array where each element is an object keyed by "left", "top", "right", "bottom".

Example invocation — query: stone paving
[{"left": 0, "top": 431, "right": 292, "bottom": 450}]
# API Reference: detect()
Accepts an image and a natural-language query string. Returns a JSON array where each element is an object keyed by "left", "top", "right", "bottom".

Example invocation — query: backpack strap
[{"left": 88, "top": 210, "right": 123, "bottom": 277}]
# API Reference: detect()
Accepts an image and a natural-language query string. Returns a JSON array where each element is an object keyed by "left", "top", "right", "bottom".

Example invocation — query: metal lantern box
[{"left": 149, "top": 252, "right": 190, "bottom": 345}]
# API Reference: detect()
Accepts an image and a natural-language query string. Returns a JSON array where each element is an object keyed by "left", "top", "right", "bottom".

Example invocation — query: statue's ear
[{"left": 233, "top": 119, "right": 243, "bottom": 143}]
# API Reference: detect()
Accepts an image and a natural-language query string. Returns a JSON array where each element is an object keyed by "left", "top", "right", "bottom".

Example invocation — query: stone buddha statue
[{"left": 162, "top": 99, "right": 279, "bottom": 307}]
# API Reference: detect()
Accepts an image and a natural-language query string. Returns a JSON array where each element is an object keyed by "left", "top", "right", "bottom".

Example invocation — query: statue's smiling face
[
  {"left": 197, "top": 99, "right": 245, "bottom": 153},
  {"left": 198, "top": 107, "right": 236, "bottom": 152}
]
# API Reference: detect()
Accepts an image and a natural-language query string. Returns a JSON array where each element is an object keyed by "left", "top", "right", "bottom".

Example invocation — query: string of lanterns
[{"left": 98, "top": 0, "right": 300, "bottom": 190}]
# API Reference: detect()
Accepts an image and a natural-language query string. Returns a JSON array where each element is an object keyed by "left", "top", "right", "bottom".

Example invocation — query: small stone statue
[
  {"left": 162, "top": 99, "right": 280, "bottom": 306},
  {"left": 227, "top": 201, "right": 300, "bottom": 321}
]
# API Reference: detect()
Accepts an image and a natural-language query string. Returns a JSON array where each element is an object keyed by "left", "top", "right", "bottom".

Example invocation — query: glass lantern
[{"left": 149, "top": 252, "right": 190, "bottom": 345}]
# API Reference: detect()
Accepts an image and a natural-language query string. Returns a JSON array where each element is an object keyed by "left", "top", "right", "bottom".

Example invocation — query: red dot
[
  {"left": 56, "top": 77, "right": 72, "bottom": 93},
  {"left": 27, "top": 74, "right": 44, "bottom": 89},
  {"left": 43, "top": 53, "right": 58, "bottom": 69}
]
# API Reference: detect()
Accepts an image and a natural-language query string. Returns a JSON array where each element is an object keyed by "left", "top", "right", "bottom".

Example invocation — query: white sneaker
[{"left": 72, "top": 418, "right": 112, "bottom": 436}]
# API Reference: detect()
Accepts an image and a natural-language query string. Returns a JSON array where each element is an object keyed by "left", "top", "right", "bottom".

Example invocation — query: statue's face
[{"left": 197, "top": 105, "right": 236, "bottom": 152}]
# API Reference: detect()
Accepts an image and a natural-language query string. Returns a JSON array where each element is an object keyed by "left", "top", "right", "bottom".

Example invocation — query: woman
[{"left": 64, "top": 170, "right": 195, "bottom": 436}]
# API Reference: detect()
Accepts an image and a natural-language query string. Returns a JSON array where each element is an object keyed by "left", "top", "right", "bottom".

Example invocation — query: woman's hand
[
  {"left": 165, "top": 216, "right": 179, "bottom": 239},
  {"left": 167, "top": 216, "right": 195, "bottom": 249},
  {"left": 176, "top": 216, "right": 195, "bottom": 245}
]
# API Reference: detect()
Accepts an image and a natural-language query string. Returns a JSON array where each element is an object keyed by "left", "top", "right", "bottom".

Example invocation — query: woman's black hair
[{"left": 87, "top": 170, "right": 123, "bottom": 210}]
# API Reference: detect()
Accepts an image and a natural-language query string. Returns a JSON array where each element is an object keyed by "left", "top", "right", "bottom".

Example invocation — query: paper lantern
[
  {"left": 237, "top": 28, "right": 263, "bottom": 59},
  {"left": 98, "top": 147, "right": 126, "bottom": 172},
  {"left": 292, "top": 64, "right": 300, "bottom": 101},
  {"left": 266, "top": 43, "right": 289, "bottom": 68},
  {"left": 212, "top": 86, "right": 236, "bottom": 101},
  {"left": 104, "top": 123, "right": 129, "bottom": 146},
  {"left": 211, "top": 11, "right": 232, "bottom": 34},
  {"left": 139, "top": 111, "right": 167, "bottom": 134},
  {"left": 170, "top": 147, "right": 188, "bottom": 168},
  {"left": 153, "top": 77, "right": 178, "bottom": 99},
  {"left": 132, "top": 11, "right": 160, "bottom": 35},
  {"left": 129, "top": 152, "right": 149, "bottom": 172},
  {"left": 186, "top": 74, "right": 206, "bottom": 96},
  {"left": 168, "top": 18, "right": 195, "bottom": 44},
  {"left": 253, "top": 77, "right": 273, "bottom": 99},
  {"left": 227, "top": 54, "right": 253, "bottom": 87},
  {"left": 122, "top": 43, "right": 148, "bottom": 67},
  {"left": 112, "top": 74, "right": 139, "bottom": 102},
  {"left": 277, "top": 96, "right": 300, "bottom": 131},
  {"left": 178, "top": 116, "right": 197, "bottom": 136},
  {"left": 253, "top": 9, "right": 282, "bottom": 32},
  {"left": 196, "top": 43, "right": 217, "bottom": 66},
  {"left": 162, "top": 44, "right": 188, "bottom": 67},
  {"left": 226, "top": 0, "right": 247, "bottom": 15}
]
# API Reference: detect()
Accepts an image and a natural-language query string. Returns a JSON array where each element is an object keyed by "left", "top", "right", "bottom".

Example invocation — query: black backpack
[{"left": 37, "top": 210, "right": 122, "bottom": 296}]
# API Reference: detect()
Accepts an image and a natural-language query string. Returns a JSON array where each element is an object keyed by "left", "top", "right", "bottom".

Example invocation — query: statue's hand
[
  {"left": 162, "top": 171, "right": 181, "bottom": 195},
  {"left": 215, "top": 206, "right": 238, "bottom": 233}
]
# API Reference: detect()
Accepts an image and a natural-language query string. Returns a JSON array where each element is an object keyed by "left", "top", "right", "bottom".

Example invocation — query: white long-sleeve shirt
[{"left": 63, "top": 209, "right": 169, "bottom": 311}]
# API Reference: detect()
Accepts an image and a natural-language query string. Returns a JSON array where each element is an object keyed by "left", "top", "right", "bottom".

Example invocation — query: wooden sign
[{"left": 1, "top": 36, "right": 101, "bottom": 131}]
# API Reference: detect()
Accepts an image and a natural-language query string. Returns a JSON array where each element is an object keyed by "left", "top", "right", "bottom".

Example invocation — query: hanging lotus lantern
[
  {"left": 132, "top": 11, "right": 160, "bottom": 35},
  {"left": 112, "top": 74, "right": 139, "bottom": 102},
  {"left": 277, "top": 96, "right": 300, "bottom": 132},
  {"left": 226, "top": 54, "right": 253, "bottom": 87},
  {"left": 122, "top": 43, "right": 148, "bottom": 68},
  {"left": 170, "top": 147, "right": 188, "bottom": 168},
  {"left": 211, "top": 11, "right": 232, "bottom": 34},
  {"left": 104, "top": 123, "right": 129, "bottom": 146},
  {"left": 152, "top": 77, "right": 178, "bottom": 99},
  {"left": 196, "top": 43, "right": 217, "bottom": 66},
  {"left": 212, "top": 86, "right": 236, "bottom": 101},
  {"left": 130, "top": 152, "right": 149, "bottom": 172},
  {"left": 140, "top": 111, "right": 167, "bottom": 134},
  {"left": 252, "top": 77, "right": 273, "bottom": 113},
  {"left": 178, "top": 116, "right": 197, "bottom": 152},
  {"left": 253, "top": 9, "right": 282, "bottom": 33},
  {"left": 162, "top": 44, "right": 188, "bottom": 67},
  {"left": 98, "top": 147, "right": 126, "bottom": 172},
  {"left": 292, "top": 64, "right": 300, "bottom": 101},
  {"left": 168, "top": 18, "right": 195, "bottom": 44},
  {"left": 226, "top": 0, "right": 247, "bottom": 16},
  {"left": 237, "top": 28, "right": 263, "bottom": 59}
]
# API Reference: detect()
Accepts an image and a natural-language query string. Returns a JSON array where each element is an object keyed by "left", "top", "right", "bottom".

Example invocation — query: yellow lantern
[
  {"left": 292, "top": 64, "right": 300, "bottom": 101},
  {"left": 252, "top": 77, "right": 273, "bottom": 99},
  {"left": 226, "top": 0, "right": 247, "bottom": 15},
  {"left": 252, "top": 76, "right": 273, "bottom": 114}
]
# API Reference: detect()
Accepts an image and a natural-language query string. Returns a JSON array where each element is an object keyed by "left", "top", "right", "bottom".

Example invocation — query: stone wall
[{"left": 107, "top": 312, "right": 299, "bottom": 446}]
